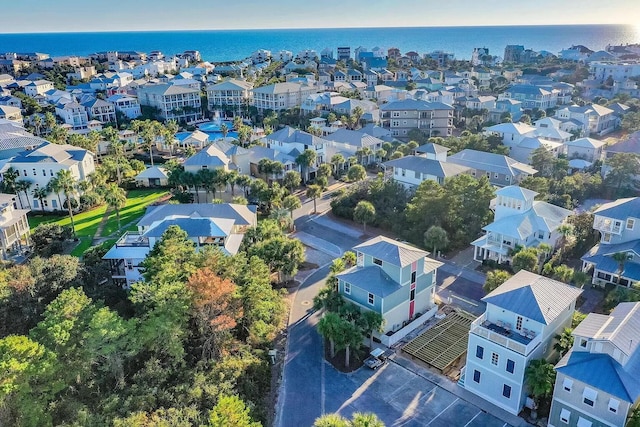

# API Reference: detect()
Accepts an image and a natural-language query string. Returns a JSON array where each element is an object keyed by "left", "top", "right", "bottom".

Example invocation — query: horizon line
[{"left": 0, "top": 22, "right": 632, "bottom": 35}]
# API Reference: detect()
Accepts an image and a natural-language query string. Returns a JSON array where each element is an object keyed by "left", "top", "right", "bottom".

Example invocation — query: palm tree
[
  {"left": 611, "top": 251, "right": 633, "bottom": 283},
  {"left": 226, "top": 170, "right": 239, "bottom": 196},
  {"left": 269, "top": 207, "right": 292, "bottom": 231},
  {"left": 103, "top": 183, "right": 127, "bottom": 231},
  {"left": 317, "top": 312, "right": 342, "bottom": 358},
  {"left": 197, "top": 169, "right": 215, "bottom": 202},
  {"left": 103, "top": 127, "right": 126, "bottom": 184},
  {"left": 282, "top": 194, "right": 301, "bottom": 221},
  {"left": 359, "top": 310, "right": 384, "bottom": 350},
  {"left": 220, "top": 123, "right": 229, "bottom": 138},
  {"left": 354, "top": 201, "right": 375, "bottom": 234},
  {"left": 33, "top": 114, "right": 42, "bottom": 136},
  {"left": 1, "top": 167, "right": 18, "bottom": 194},
  {"left": 553, "top": 328, "right": 574, "bottom": 356},
  {"left": 32, "top": 186, "right": 50, "bottom": 213},
  {"left": 56, "top": 170, "right": 78, "bottom": 238},
  {"left": 296, "top": 149, "right": 317, "bottom": 183},
  {"left": 164, "top": 120, "right": 179, "bottom": 155},
  {"left": 525, "top": 359, "right": 556, "bottom": 409},
  {"left": 14, "top": 179, "right": 32, "bottom": 209},
  {"left": 313, "top": 414, "right": 349, "bottom": 427},
  {"left": 331, "top": 154, "right": 345, "bottom": 176},
  {"left": 236, "top": 175, "right": 251, "bottom": 198},
  {"left": 351, "top": 412, "right": 385, "bottom": 427},
  {"left": 339, "top": 320, "right": 364, "bottom": 368},
  {"left": 283, "top": 170, "right": 301, "bottom": 193},
  {"left": 306, "top": 184, "right": 322, "bottom": 214},
  {"left": 48, "top": 176, "right": 64, "bottom": 212},
  {"left": 423, "top": 225, "right": 449, "bottom": 257},
  {"left": 351, "top": 106, "right": 365, "bottom": 129}
]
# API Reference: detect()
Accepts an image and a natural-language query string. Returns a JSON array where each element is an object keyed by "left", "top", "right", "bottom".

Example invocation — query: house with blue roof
[
  {"left": 472, "top": 186, "right": 572, "bottom": 263},
  {"left": 462, "top": 270, "right": 582, "bottom": 415},
  {"left": 549, "top": 302, "right": 640, "bottom": 427},
  {"left": 102, "top": 203, "right": 256, "bottom": 287},
  {"left": 336, "top": 236, "right": 442, "bottom": 346},
  {"left": 581, "top": 198, "right": 640, "bottom": 288}
]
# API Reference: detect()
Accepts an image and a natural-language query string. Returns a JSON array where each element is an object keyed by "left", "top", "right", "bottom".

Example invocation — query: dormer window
[
  {"left": 627, "top": 218, "right": 635, "bottom": 230},
  {"left": 373, "top": 258, "right": 382, "bottom": 266}
]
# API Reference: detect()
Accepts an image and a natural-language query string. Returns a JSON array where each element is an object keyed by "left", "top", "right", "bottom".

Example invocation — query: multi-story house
[
  {"left": 472, "top": 186, "right": 572, "bottom": 263},
  {"left": 250, "top": 49, "right": 271, "bottom": 64},
  {"left": 0, "top": 106, "right": 23, "bottom": 125},
  {"left": 103, "top": 203, "right": 256, "bottom": 287},
  {"left": 383, "top": 142, "right": 472, "bottom": 188},
  {"left": 380, "top": 99, "right": 454, "bottom": 141},
  {"left": 564, "top": 137, "right": 606, "bottom": 162},
  {"left": 1, "top": 142, "right": 95, "bottom": 211},
  {"left": 504, "top": 45, "right": 525, "bottom": 63},
  {"left": 499, "top": 85, "right": 558, "bottom": 110},
  {"left": 275, "top": 50, "right": 293, "bottom": 62},
  {"left": 137, "top": 83, "right": 202, "bottom": 123},
  {"left": 250, "top": 82, "right": 317, "bottom": 112},
  {"left": 107, "top": 94, "right": 141, "bottom": 119},
  {"left": 549, "top": 302, "right": 640, "bottom": 427},
  {"left": 263, "top": 126, "right": 327, "bottom": 164},
  {"left": 337, "top": 47, "right": 351, "bottom": 62},
  {"left": 81, "top": 98, "right": 117, "bottom": 124},
  {"left": 24, "top": 80, "right": 54, "bottom": 97},
  {"left": 488, "top": 99, "right": 524, "bottom": 123},
  {"left": 448, "top": 149, "right": 537, "bottom": 187},
  {"left": 55, "top": 101, "right": 89, "bottom": 132},
  {"left": 462, "top": 270, "right": 582, "bottom": 415},
  {"left": 206, "top": 79, "right": 253, "bottom": 112},
  {"left": 555, "top": 104, "right": 616, "bottom": 137},
  {"left": 0, "top": 193, "right": 30, "bottom": 259},
  {"left": 336, "top": 236, "right": 442, "bottom": 346},
  {"left": 182, "top": 144, "right": 232, "bottom": 174},
  {"left": 589, "top": 61, "right": 640, "bottom": 83},
  {"left": 581, "top": 198, "right": 640, "bottom": 288}
]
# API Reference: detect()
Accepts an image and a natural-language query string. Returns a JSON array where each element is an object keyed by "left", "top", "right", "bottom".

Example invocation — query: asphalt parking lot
[{"left": 320, "top": 355, "right": 515, "bottom": 427}]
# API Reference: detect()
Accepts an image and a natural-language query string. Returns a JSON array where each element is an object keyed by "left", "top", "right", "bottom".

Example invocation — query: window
[
  {"left": 344, "top": 282, "right": 351, "bottom": 295},
  {"left": 582, "top": 388, "right": 597, "bottom": 407},
  {"left": 603, "top": 233, "right": 612, "bottom": 243},
  {"left": 357, "top": 252, "right": 364, "bottom": 266},
  {"left": 411, "top": 271, "right": 416, "bottom": 284},
  {"left": 414, "top": 171, "right": 420, "bottom": 179},
  {"left": 609, "top": 398, "right": 619, "bottom": 413},
  {"left": 577, "top": 417, "right": 592, "bottom": 427},
  {"left": 33, "top": 199, "right": 39, "bottom": 208},
  {"left": 563, "top": 378, "right": 573, "bottom": 392},
  {"left": 473, "top": 369, "right": 481, "bottom": 383},
  {"left": 502, "top": 384, "right": 511, "bottom": 398},
  {"left": 579, "top": 338, "right": 587, "bottom": 348},
  {"left": 373, "top": 258, "right": 382, "bottom": 266},
  {"left": 627, "top": 218, "right": 635, "bottom": 230},
  {"left": 516, "top": 316, "right": 523, "bottom": 331},
  {"left": 410, "top": 288, "right": 415, "bottom": 301},
  {"left": 494, "top": 173, "right": 499, "bottom": 178},
  {"left": 42, "top": 169, "right": 46, "bottom": 176},
  {"left": 401, "top": 169, "right": 406, "bottom": 177},
  {"left": 491, "top": 352, "right": 499, "bottom": 366},
  {"left": 52, "top": 199, "right": 57, "bottom": 208},
  {"left": 560, "top": 408, "right": 571, "bottom": 424},
  {"left": 506, "top": 359, "right": 515, "bottom": 374},
  {"left": 476, "top": 345, "right": 484, "bottom": 359},
  {"left": 367, "top": 293, "right": 374, "bottom": 305}
]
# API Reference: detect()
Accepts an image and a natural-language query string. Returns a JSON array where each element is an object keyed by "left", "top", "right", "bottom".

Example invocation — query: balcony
[
  {"left": 115, "top": 231, "right": 149, "bottom": 248},
  {"left": 470, "top": 313, "right": 541, "bottom": 356}
]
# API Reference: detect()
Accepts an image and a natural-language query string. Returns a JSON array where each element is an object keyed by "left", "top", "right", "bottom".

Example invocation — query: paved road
[{"left": 277, "top": 194, "right": 498, "bottom": 426}]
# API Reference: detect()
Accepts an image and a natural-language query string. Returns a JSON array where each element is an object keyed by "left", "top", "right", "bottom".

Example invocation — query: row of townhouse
[{"left": 380, "top": 99, "right": 455, "bottom": 140}]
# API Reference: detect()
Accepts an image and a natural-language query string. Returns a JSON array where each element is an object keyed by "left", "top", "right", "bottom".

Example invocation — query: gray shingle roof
[
  {"left": 482, "top": 270, "right": 582, "bottom": 324},
  {"left": 138, "top": 203, "right": 256, "bottom": 228},
  {"left": 448, "top": 149, "right": 537, "bottom": 177}
]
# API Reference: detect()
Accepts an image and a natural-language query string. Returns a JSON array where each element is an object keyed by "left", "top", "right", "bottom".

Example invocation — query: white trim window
[
  {"left": 491, "top": 352, "right": 499, "bottom": 366},
  {"left": 627, "top": 218, "right": 635, "bottom": 230},
  {"left": 582, "top": 387, "right": 597, "bottom": 407},
  {"left": 577, "top": 417, "right": 592, "bottom": 427},
  {"left": 562, "top": 378, "right": 573, "bottom": 393},
  {"left": 367, "top": 293, "right": 374, "bottom": 305},
  {"left": 608, "top": 398, "right": 620, "bottom": 413},
  {"left": 560, "top": 408, "right": 570, "bottom": 424},
  {"left": 344, "top": 282, "right": 351, "bottom": 295}
]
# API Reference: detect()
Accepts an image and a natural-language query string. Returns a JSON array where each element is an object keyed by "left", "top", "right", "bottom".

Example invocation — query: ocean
[{"left": 0, "top": 25, "right": 638, "bottom": 63}]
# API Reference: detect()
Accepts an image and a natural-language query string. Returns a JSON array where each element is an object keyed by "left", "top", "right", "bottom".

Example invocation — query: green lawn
[
  {"left": 100, "top": 189, "right": 169, "bottom": 237},
  {"left": 28, "top": 189, "right": 170, "bottom": 258}
]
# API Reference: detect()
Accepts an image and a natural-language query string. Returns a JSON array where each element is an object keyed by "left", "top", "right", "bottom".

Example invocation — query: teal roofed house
[{"left": 336, "top": 236, "right": 442, "bottom": 346}]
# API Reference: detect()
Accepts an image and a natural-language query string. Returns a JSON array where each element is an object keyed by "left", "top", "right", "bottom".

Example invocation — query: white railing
[{"left": 470, "top": 314, "right": 542, "bottom": 356}]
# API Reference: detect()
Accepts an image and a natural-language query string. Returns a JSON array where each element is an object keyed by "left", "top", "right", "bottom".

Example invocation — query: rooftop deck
[{"left": 470, "top": 313, "right": 541, "bottom": 356}]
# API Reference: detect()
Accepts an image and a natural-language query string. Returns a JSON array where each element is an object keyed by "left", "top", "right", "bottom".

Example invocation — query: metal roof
[
  {"left": 354, "top": 236, "right": 429, "bottom": 267},
  {"left": 336, "top": 265, "right": 402, "bottom": 298},
  {"left": 483, "top": 270, "right": 582, "bottom": 325}
]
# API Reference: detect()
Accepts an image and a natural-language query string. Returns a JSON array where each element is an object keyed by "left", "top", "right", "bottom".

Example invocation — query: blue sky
[{"left": 2, "top": 0, "right": 639, "bottom": 33}]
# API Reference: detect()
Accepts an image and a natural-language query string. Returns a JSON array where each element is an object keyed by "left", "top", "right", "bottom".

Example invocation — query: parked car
[{"left": 363, "top": 348, "right": 392, "bottom": 370}]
